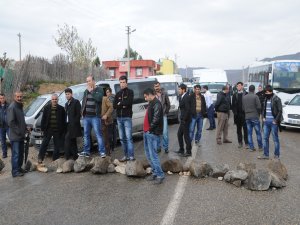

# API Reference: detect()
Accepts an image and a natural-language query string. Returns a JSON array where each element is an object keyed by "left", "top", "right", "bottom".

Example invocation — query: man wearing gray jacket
[
  {"left": 7, "top": 91, "right": 27, "bottom": 177},
  {"left": 242, "top": 85, "right": 263, "bottom": 152}
]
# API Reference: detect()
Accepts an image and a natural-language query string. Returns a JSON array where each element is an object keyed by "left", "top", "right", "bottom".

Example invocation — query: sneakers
[
  {"left": 244, "top": 144, "right": 250, "bottom": 149},
  {"left": 257, "top": 154, "right": 269, "bottom": 160},
  {"left": 78, "top": 152, "right": 90, "bottom": 157},
  {"left": 258, "top": 147, "right": 263, "bottom": 151},
  {"left": 12, "top": 172, "right": 24, "bottom": 178},
  {"left": 154, "top": 177, "right": 165, "bottom": 185},
  {"left": 223, "top": 140, "right": 232, "bottom": 143},
  {"left": 145, "top": 174, "right": 156, "bottom": 181},
  {"left": 100, "top": 153, "right": 106, "bottom": 158},
  {"left": 119, "top": 156, "right": 128, "bottom": 162},
  {"left": 249, "top": 148, "right": 256, "bottom": 152},
  {"left": 274, "top": 155, "right": 280, "bottom": 159}
]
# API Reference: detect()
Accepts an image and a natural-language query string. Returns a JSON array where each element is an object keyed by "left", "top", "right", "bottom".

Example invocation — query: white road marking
[{"left": 160, "top": 119, "right": 207, "bottom": 225}]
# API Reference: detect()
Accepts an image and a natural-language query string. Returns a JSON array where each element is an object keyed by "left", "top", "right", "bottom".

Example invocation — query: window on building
[
  {"left": 149, "top": 67, "right": 153, "bottom": 75},
  {"left": 109, "top": 69, "right": 115, "bottom": 77},
  {"left": 136, "top": 68, "right": 143, "bottom": 76}
]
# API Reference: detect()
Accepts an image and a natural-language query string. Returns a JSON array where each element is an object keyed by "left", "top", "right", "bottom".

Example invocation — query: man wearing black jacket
[
  {"left": 113, "top": 76, "right": 135, "bottom": 161},
  {"left": 38, "top": 94, "right": 66, "bottom": 163},
  {"left": 176, "top": 83, "right": 192, "bottom": 157},
  {"left": 189, "top": 85, "right": 207, "bottom": 144},
  {"left": 64, "top": 88, "right": 82, "bottom": 160},
  {"left": 215, "top": 85, "right": 232, "bottom": 145},
  {"left": 231, "top": 82, "right": 249, "bottom": 149},
  {"left": 143, "top": 88, "right": 164, "bottom": 184}
]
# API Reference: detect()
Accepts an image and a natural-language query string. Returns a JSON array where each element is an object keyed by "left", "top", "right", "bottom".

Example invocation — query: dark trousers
[
  {"left": 38, "top": 129, "right": 62, "bottom": 161},
  {"left": 177, "top": 120, "right": 192, "bottom": 154},
  {"left": 11, "top": 140, "right": 24, "bottom": 176},
  {"left": 102, "top": 122, "right": 113, "bottom": 156},
  {"left": 207, "top": 105, "right": 216, "bottom": 129},
  {"left": 64, "top": 129, "right": 78, "bottom": 160},
  {"left": 236, "top": 121, "right": 248, "bottom": 145}
]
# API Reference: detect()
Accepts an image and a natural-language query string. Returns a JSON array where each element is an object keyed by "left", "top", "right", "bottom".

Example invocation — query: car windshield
[
  {"left": 201, "top": 83, "right": 225, "bottom": 93},
  {"left": 58, "top": 84, "right": 87, "bottom": 106},
  {"left": 160, "top": 82, "right": 177, "bottom": 96},
  {"left": 24, "top": 97, "right": 47, "bottom": 117},
  {"left": 289, "top": 95, "right": 300, "bottom": 106}
]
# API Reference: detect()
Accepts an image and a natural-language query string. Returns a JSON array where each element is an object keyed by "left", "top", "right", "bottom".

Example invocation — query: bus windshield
[{"left": 273, "top": 62, "right": 300, "bottom": 90}]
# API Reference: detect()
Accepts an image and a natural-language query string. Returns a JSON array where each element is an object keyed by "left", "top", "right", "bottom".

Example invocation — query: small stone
[
  {"left": 232, "top": 180, "right": 242, "bottom": 187},
  {"left": 161, "top": 159, "right": 183, "bottom": 173},
  {"left": 37, "top": 164, "right": 48, "bottom": 173},
  {"left": 125, "top": 160, "right": 147, "bottom": 177},
  {"left": 179, "top": 172, "right": 183, "bottom": 176},
  {"left": 272, "top": 187, "right": 277, "bottom": 191},
  {"left": 167, "top": 171, "right": 173, "bottom": 175},
  {"left": 146, "top": 167, "right": 152, "bottom": 174},
  {"left": 113, "top": 159, "right": 120, "bottom": 166},
  {"left": 74, "top": 156, "right": 93, "bottom": 173},
  {"left": 182, "top": 165, "right": 190, "bottom": 172},
  {"left": 218, "top": 177, "right": 223, "bottom": 181},
  {"left": 115, "top": 165, "right": 126, "bottom": 174},
  {"left": 56, "top": 168, "right": 63, "bottom": 173},
  {"left": 247, "top": 169, "right": 271, "bottom": 191},
  {"left": 91, "top": 156, "right": 111, "bottom": 174},
  {"left": 212, "top": 164, "right": 230, "bottom": 178},
  {"left": 237, "top": 162, "right": 256, "bottom": 172},
  {"left": 270, "top": 171, "right": 286, "bottom": 188},
  {"left": 267, "top": 159, "right": 288, "bottom": 180},
  {"left": 62, "top": 160, "right": 75, "bottom": 173},
  {"left": 189, "top": 160, "right": 213, "bottom": 178},
  {"left": 224, "top": 170, "right": 248, "bottom": 182}
]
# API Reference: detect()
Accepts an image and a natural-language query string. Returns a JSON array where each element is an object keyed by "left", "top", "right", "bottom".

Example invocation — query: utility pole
[
  {"left": 17, "top": 33, "right": 21, "bottom": 61},
  {"left": 126, "top": 26, "right": 135, "bottom": 78}
]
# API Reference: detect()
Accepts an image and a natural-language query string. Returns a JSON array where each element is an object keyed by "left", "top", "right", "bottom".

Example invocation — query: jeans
[
  {"left": 263, "top": 121, "right": 280, "bottom": 157},
  {"left": 83, "top": 116, "right": 106, "bottom": 155},
  {"left": 0, "top": 127, "right": 8, "bottom": 157},
  {"left": 117, "top": 117, "right": 134, "bottom": 158},
  {"left": 207, "top": 105, "right": 216, "bottom": 129},
  {"left": 246, "top": 119, "right": 263, "bottom": 149},
  {"left": 38, "top": 129, "right": 63, "bottom": 161},
  {"left": 144, "top": 132, "right": 164, "bottom": 178},
  {"left": 11, "top": 140, "right": 24, "bottom": 176},
  {"left": 157, "top": 115, "right": 169, "bottom": 150},
  {"left": 189, "top": 113, "right": 203, "bottom": 142}
]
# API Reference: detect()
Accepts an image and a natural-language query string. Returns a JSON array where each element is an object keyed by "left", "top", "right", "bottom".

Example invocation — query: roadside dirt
[{"left": 38, "top": 83, "right": 67, "bottom": 95}]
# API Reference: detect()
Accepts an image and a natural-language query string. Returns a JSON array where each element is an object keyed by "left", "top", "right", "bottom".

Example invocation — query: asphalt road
[{"left": 0, "top": 118, "right": 300, "bottom": 225}]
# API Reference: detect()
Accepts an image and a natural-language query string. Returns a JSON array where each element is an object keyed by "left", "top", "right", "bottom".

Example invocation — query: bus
[{"left": 248, "top": 60, "right": 300, "bottom": 104}]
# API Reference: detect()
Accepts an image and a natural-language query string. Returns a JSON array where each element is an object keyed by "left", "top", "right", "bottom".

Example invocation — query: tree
[
  {"left": 73, "top": 38, "right": 97, "bottom": 69},
  {"left": 93, "top": 56, "right": 101, "bottom": 67},
  {"left": 123, "top": 47, "right": 142, "bottom": 60},
  {"left": 54, "top": 24, "right": 79, "bottom": 62}
]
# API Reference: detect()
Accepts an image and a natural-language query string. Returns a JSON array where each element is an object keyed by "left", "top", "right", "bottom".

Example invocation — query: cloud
[{"left": 1, "top": 0, "right": 300, "bottom": 69}]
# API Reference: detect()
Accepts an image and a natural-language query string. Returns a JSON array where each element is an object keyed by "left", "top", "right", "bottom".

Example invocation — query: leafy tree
[
  {"left": 93, "top": 56, "right": 101, "bottom": 67},
  {"left": 73, "top": 38, "right": 97, "bottom": 69},
  {"left": 123, "top": 47, "right": 142, "bottom": 60}
]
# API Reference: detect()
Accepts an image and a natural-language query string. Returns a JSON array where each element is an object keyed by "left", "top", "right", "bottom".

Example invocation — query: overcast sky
[{"left": 1, "top": 0, "right": 300, "bottom": 69}]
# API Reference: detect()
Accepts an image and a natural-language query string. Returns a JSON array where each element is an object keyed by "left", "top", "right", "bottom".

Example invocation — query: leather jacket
[
  {"left": 147, "top": 97, "right": 163, "bottom": 135},
  {"left": 215, "top": 91, "right": 231, "bottom": 113},
  {"left": 262, "top": 94, "right": 283, "bottom": 123},
  {"left": 189, "top": 93, "right": 207, "bottom": 118}
]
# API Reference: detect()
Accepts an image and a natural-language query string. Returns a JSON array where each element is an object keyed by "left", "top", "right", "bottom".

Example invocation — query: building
[
  {"left": 102, "top": 59, "right": 160, "bottom": 79},
  {"left": 157, "top": 58, "right": 177, "bottom": 75}
]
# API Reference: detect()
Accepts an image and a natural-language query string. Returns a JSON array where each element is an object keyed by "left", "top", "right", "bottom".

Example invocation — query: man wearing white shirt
[{"left": 203, "top": 85, "right": 216, "bottom": 130}]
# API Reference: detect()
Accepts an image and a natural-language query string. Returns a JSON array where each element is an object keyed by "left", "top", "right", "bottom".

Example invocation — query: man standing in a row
[
  {"left": 38, "top": 94, "right": 65, "bottom": 163},
  {"left": 215, "top": 85, "right": 232, "bottom": 145},
  {"left": 143, "top": 88, "right": 165, "bottom": 184},
  {"left": 64, "top": 88, "right": 82, "bottom": 160},
  {"left": 0, "top": 93, "right": 9, "bottom": 158},
  {"left": 154, "top": 81, "right": 170, "bottom": 153},
  {"left": 176, "top": 83, "right": 192, "bottom": 157},
  {"left": 189, "top": 85, "right": 206, "bottom": 144},
  {"left": 232, "top": 82, "right": 249, "bottom": 149},
  {"left": 114, "top": 76, "right": 135, "bottom": 161},
  {"left": 202, "top": 85, "right": 216, "bottom": 130},
  {"left": 243, "top": 85, "right": 263, "bottom": 152},
  {"left": 7, "top": 91, "right": 27, "bottom": 177}
]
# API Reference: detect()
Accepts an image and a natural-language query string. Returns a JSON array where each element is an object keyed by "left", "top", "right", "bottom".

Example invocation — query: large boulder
[
  {"left": 0, "top": 158, "right": 5, "bottom": 172},
  {"left": 161, "top": 159, "right": 183, "bottom": 173},
  {"left": 270, "top": 171, "right": 287, "bottom": 188},
  {"left": 247, "top": 169, "right": 271, "bottom": 191},
  {"left": 107, "top": 164, "right": 116, "bottom": 173},
  {"left": 267, "top": 159, "right": 288, "bottom": 180},
  {"left": 237, "top": 162, "right": 256, "bottom": 173},
  {"left": 125, "top": 160, "right": 147, "bottom": 177},
  {"left": 74, "top": 156, "right": 93, "bottom": 173},
  {"left": 141, "top": 159, "right": 151, "bottom": 169},
  {"left": 115, "top": 165, "right": 126, "bottom": 175},
  {"left": 212, "top": 164, "right": 230, "bottom": 178},
  {"left": 91, "top": 156, "right": 111, "bottom": 174},
  {"left": 62, "top": 160, "right": 75, "bottom": 173},
  {"left": 224, "top": 170, "right": 248, "bottom": 183},
  {"left": 189, "top": 160, "right": 213, "bottom": 178}
]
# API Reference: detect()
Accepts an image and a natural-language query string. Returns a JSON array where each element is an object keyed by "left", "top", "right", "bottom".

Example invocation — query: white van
[
  {"left": 150, "top": 74, "right": 183, "bottom": 121},
  {"left": 32, "top": 78, "right": 157, "bottom": 151}
]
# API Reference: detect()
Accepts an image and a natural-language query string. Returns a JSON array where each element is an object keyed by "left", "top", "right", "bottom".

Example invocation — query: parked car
[
  {"left": 31, "top": 78, "right": 157, "bottom": 152},
  {"left": 281, "top": 94, "right": 300, "bottom": 129}
]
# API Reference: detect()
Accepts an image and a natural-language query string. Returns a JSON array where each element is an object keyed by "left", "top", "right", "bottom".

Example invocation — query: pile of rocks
[{"left": 30, "top": 155, "right": 288, "bottom": 191}]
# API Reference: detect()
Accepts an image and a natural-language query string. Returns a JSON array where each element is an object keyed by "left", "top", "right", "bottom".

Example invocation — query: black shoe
[
  {"left": 206, "top": 128, "right": 213, "bottom": 130},
  {"left": 175, "top": 150, "right": 184, "bottom": 154},
  {"left": 12, "top": 172, "right": 24, "bottom": 178},
  {"left": 2, "top": 154, "right": 7, "bottom": 159},
  {"left": 19, "top": 168, "right": 27, "bottom": 173},
  {"left": 128, "top": 157, "right": 136, "bottom": 161},
  {"left": 157, "top": 148, "right": 161, "bottom": 153},
  {"left": 182, "top": 153, "right": 192, "bottom": 157},
  {"left": 164, "top": 149, "right": 169, "bottom": 153},
  {"left": 119, "top": 156, "right": 128, "bottom": 162}
]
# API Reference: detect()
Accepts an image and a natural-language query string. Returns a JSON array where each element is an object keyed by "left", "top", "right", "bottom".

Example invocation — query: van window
[
  {"left": 114, "top": 80, "right": 156, "bottom": 104},
  {"left": 24, "top": 97, "right": 47, "bottom": 117},
  {"left": 58, "top": 84, "right": 87, "bottom": 106},
  {"left": 160, "top": 82, "right": 177, "bottom": 96}
]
